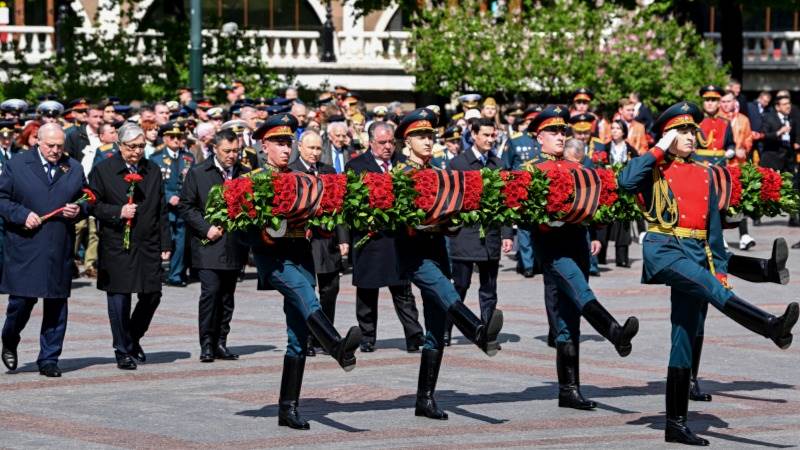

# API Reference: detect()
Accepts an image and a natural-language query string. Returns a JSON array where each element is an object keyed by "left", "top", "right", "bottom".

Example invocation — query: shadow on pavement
[
  {"left": 226, "top": 344, "right": 277, "bottom": 356},
  {"left": 15, "top": 351, "right": 192, "bottom": 373}
]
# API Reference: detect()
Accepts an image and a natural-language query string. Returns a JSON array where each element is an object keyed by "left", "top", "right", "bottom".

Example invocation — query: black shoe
[
  {"left": 722, "top": 296, "right": 798, "bottom": 349},
  {"left": 306, "top": 310, "right": 361, "bottom": 371},
  {"left": 582, "top": 300, "right": 638, "bottom": 357},
  {"left": 306, "top": 346, "right": 316, "bottom": 357},
  {"left": 38, "top": 363, "right": 62, "bottom": 377},
  {"left": 359, "top": 342, "right": 375, "bottom": 353},
  {"left": 131, "top": 342, "right": 146, "bottom": 363},
  {"left": 200, "top": 343, "right": 215, "bottom": 362},
  {"left": 278, "top": 355, "right": 310, "bottom": 430},
  {"left": 215, "top": 343, "right": 239, "bottom": 360},
  {"left": 116, "top": 355, "right": 137, "bottom": 370},
  {"left": 666, "top": 367, "right": 709, "bottom": 446},
  {"left": 793, "top": 241, "right": 800, "bottom": 249},
  {"left": 523, "top": 269, "right": 535, "bottom": 278},
  {"left": 689, "top": 336, "right": 712, "bottom": 402},
  {"left": 1, "top": 345, "right": 17, "bottom": 371},
  {"left": 447, "top": 303, "right": 503, "bottom": 356},
  {"left": 237, "top": 270, "right": 246, "bottom": 282},
  {"left": 546, "top": 329, "right": 556, "bottom": 349},
  {"left": 165, "top": 280, "right": 187, "bottom": 287},
  {"left": 556, "top": 341, "right": 596, "bottom": 410},
  {"left": 415, "top": 348, "right": 448, "bottom": 420}
]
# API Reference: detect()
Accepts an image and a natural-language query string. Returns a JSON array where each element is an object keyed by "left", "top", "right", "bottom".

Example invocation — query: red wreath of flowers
[
  {"left": 728, "top": 165, "right": 743, "bottom": 208},
  {"left": 595, "top": 168, "right": 618, "bottom": 207},
  {"left": 544, "top": 168, "right": 574, "bottom": 215},
  {"left": 364, "top": 172, "right": 395, "bottom": 210},
  {"left": 318, "top": 174, "right": 347, "bottom": 215},
  {"left": 758, "top": 167, "right": 782, "bottom": 202},
  {"left": 591, "top": 151, "right": 608, "bottom": 166},
  {"left": 462, "top": 171, "right": 484, "bottom": 211},
  {"left": 271, "top": 173, "right": 298, "bottom": 216},
  {"left": 412, "top": 170, "right": 439, "bottom": 212},
  {"left": 222, "top": 177, "right": 256, "bottom": 219},
  {"left": 500, "top": 170, "right": 532, "bottom": 208}
]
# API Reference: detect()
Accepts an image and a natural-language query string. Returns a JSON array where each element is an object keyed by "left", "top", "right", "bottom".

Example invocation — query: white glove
[
  {"left": 725, "top": 149, "right": 735, "bottom": 159},
  {"left": 656, "top": 129, "right": 679, "bottom": 152}
]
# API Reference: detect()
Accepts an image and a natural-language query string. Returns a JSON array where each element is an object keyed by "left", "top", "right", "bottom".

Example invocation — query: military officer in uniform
[
  {"left": 249, "top": 113, "right": 361, "bottom": 430},
  {"left": 521, "top": 106, "right": 639, "bottom": 410},
  {"left": 150, "top": 121, "right": 195, "bottom": 286},
  {"left": 430, "top": 125, "right": 462, "bottom": 170},
  {"left": 619, "top": 102, "right": 798, "bottom": 445},
  {"left": 696, "top": 85, "right": 735, "bottom": 167},
  {"left": 503, "top": 106, "right": 541, "bottom": 278},
  {"left": 393, "top": 108, "right": 505, "bottom": 421}
]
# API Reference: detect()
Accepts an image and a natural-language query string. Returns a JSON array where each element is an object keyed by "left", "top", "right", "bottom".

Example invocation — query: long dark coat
[
  {"left": 176, "top": 157, "right": 249, "bottom": 271},
  {"left": 447, "top": 148, "right": 505, "bottom": 261},
  {"left": 0, "top": 150, "right": 86, "bottom": 298},
  {"left": 288, "top": 158, "right": 349, "bottom": 274},
  {"left": 345, "top": 151, "right": 405, "bottom": 288},
  {"left": 89, "top": 153, "right": 171, "bottom": 293}
]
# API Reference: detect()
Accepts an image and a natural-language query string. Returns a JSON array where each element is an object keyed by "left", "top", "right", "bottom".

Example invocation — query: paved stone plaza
[{"left": 0, "top": 219, "right": 798, "bottom": 449}]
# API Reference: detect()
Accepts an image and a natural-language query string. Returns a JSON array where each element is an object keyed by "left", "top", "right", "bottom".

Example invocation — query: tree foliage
[{"left": 409, "top": 0, "right": 728, "bottom": 110}]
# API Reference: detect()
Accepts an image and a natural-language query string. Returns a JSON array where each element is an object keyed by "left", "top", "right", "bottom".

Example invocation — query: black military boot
[
  {"left": 727, "top": 238, "right": 789, "bottom": 285},
  {"left": 581, "top": 300, "right": 639, "bottom": 357},
  {"left": 199, "top": 339, "right": 215, "bottom": 363},
  {"left": 447, "top": 303, "right": 503, "bottom": 356},
  {"left": 665, "top": 367, "right": 709, "bottom": 446},
  {"left": 215, "top": 337, "right": 239, "bottom": 360},
  {"left": 615, "top": 246, "right": 630, "bottom": 268},
  {"left": 442, "top": 320, "right": 452, "bottom": 347},
  {"left": 278, "top": 355, "right": 310, "bottom": 430},
  {"left": 689, "top": 336, "right": 712, "bottom": 402},
  {"left": 414, "top": 348, "right": 448, "bottom": 420},
  {"left": 721, "top": 296, "right": 798, "bottom": 349},
  {"left": 556, "top": 341, "right": 596, "bottom": 410},
  {"left": 306, "top": 310, "right": 361, "bottom": 371}
]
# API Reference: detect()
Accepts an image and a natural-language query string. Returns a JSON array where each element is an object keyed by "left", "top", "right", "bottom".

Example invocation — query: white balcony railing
[
  {"left": 705, "top": 31, "right": 800, "bottom": 68},
  {"left": 0, "top": 25, "right": 55, "bottom": 64}
]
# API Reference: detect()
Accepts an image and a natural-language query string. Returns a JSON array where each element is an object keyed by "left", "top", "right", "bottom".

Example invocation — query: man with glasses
[
  {"left": 150, "top": 121, "right": 195, "bottom": 287},
  {"left": 90, "top": 125, "right": 171, "bottom": 370},
  {"left": 0, "top": 123, "right": 86, "bottom": 377},
  {"left": 521, "top": 106, "right": 639, "bottom": 411},
  {"left": 346, "top": 121, "right": 425, "bottom": 353}
]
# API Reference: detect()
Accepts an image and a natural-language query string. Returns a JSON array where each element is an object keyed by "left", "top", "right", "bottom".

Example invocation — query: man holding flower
[
  {"left": 0, "top": 123, "right": 86, "bottom": 377},
  {"left": 89, "top": 124, "right": 171, "bottom": 371}
]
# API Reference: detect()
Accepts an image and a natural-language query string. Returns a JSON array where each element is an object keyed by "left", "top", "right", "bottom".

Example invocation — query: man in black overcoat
[
  {"left": 445, "top": 118, "right": 514, "bottom": 345},
  {"left": 288, "top": 130, "right": 350, "bottom": 356},
  {"left": 178, "top": 129, "right": 249, "bottom": 362},
  {"left": 0, "top": 123, "right": 86, "bottom": 377},
  {"left": 345, "top": 121, "right": 424, "bottom": 353},
  {"left": 89, "top": 125, "right": 171, "bottom": 371}
]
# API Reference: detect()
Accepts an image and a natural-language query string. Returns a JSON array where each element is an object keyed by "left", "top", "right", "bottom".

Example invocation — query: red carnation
[
  {"left": 591, "top": 151, "right": 608, "bottom": 165},
  {"left": 544, "top": 168, "right": 574, "bottom": 215},
  {"left": 595, "top": 168, "right": 618, "bottom": 207},
  {"left": 462, "top": 171, "right": 483, "bottom": 211},
  {"left": 364, "top": 172, "right": 395, "bottom": 210},
  {"left": 758, "top": 167, "right": 782, "bottom": 202},
  {"left": 728, "top": 165, "right": 742, "bottom": 207},
  {"left": 124, "top": 173, "right": 144, "bottom": 185}
]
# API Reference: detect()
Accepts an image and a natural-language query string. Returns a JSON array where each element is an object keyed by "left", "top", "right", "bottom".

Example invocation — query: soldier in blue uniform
[
  {"left": 150, "top": 121, "right": 195, "bottom": 286},
  {"left": 429, "top": 125, "right": 462, "bottom": 170},
  {"left": 503, "top": 106, "right": 541, "bottom": 278},
  {"left": 393, "top": 108, "right": 504, "bottom": 421},
  {"left": 618, "top": 102, "right": 798, "bottom": 446},
  {"left": 521, "top": 106, "right": 639, "bottom": 410},
  {"left": 249, "top": 113, "right": 361, "bottom": 430}
]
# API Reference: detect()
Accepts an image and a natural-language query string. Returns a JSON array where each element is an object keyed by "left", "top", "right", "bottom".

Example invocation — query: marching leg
[
  {"left": 556, "top": 340, "right": 596, "bottom": 410},
  {"left": 581, "top": 300, "right": 639, "bottom": 357},
  {"left": 306, "top": 310, "right": 361, "bottom": 371},
  {"left": 414, "top": 348, "right": 448, "bottom": 420},
  {"left": 665, "top": 367, "right": 709, "bottom": 446},
  {"left": 278, "top": 355, "right": 310, "bottom": 430}
]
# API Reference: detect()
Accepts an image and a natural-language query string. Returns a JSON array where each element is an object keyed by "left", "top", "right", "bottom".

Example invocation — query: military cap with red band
[
  {"left": 652, "top": 101, "right": 703, "bottom": 138},
  {"left": 527, "top": 105, "right": 570, "bottom": 134},
  {"left": 394, "top": 108, "right": 438, "bottom": 139},
  {"left": 253, "top": 113, "right": 298, "bottom": 141}
]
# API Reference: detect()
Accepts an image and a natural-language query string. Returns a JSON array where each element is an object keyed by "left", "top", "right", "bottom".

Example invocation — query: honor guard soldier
[
  {"left": 618, "top": 102, "right": 798, "bottom": 446},
  {"left": 521, "top": 106, "right": 639, "bottom": 410},
  {"left": 150, "top": 121, "right": 195, "bottom": 286},
  {"left": 430, "top": 125, "right": 462, "bottom": 169},
  {"left": 696, "top": 85, "right": 735, "bottom": 167},
  {"left": 249, "top": 113, "right": 362, "bottom": 430},
  {"left": 393, "top": 108, "right": 504, "bottom": 420},
  {"left": 569, "top": 113, "right": 607, "bottom": 168}
]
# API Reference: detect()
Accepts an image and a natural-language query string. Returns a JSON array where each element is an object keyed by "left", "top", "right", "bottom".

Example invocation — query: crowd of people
[{"left": 0, "top": 79, "right": 797, "bottom": 445}]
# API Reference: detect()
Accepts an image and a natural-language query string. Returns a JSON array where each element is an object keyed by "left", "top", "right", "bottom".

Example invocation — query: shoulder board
[
  {"left": 432, "top": 147, "right": 445, "bottom": 158},
  {"left": 243, "top": 146, "right": 257, "bottom": 155},
  {"left": 98, "top": 143, "right": 113, "bottom": 151},
  {"left": 245, "top": 168, "right": 264, "bottom": 177},
  {"left": 510, "top": 131, "right": 522, "bottom": 140},
  {"left": 156, "top": 143, "right": 166, "bottom": 151}
]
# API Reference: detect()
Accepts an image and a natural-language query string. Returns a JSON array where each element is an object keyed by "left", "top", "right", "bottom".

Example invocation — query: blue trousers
[
  {"left": 107, "top": 292, "right": 161, "bottom": 357},
  {"left": 168, "top": 218, "right": 186, "bottom": 283},
  {"left": 652, "top": 257, "right": 734, "bottom": 368},
  {"left": 253, "top": 253, "right": 320, "bottom": 357},
  {"left": 2, "top": 296, "right": 68, "bottom": 366},
  {"left": 403, "top": 258, "right": 461, "bottom": 350},
  {"left": 515, "top": 228, "right": 535, "bottom": 271}
]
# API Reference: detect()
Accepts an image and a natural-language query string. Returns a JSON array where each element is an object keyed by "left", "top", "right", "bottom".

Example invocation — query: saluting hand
[{"left": 24, "top": 212, "right": 42, "bottom": 230}]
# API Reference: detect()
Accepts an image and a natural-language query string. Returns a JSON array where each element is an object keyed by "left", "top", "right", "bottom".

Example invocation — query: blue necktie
[
  {"left": 44, "top": 163, "right": 54, "bottom": 183},
  {"left": 479, "top": 154, "right": 487, "bottom": 166},
  {"left": 333, "top": 150, "right": 342, "bottom": 173}
]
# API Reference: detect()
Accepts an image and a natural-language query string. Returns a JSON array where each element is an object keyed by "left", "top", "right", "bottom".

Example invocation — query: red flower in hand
[{"left": 124, "top": 173, "right": 144, "bottom": 184}]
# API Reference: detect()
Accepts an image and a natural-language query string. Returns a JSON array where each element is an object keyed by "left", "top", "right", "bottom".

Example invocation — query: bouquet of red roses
[
  {"left": 591, "top": 166, "right": 639, "bottom": 224},
  {"left": 307, "top": 173, "right": 348, "bottom": 231},
  {"left": 343, "top": 170, "right": 407, "bottom": 246},
  {"left": 726, "top": 163, "right": 799, "bottom": 219},
  {"left": 205, "top": 172, "right": 274, "bottom": 231},
  {"left": 542, "top": 166, "right": 575, "bottom": 221}
]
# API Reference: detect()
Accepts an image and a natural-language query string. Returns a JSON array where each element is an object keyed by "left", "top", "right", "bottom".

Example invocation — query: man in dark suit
[
  {"left": 288, "top": 130, "right": 350, "bottom": 356},
  {"left": 0, "top": 123, "right": 86, "bottom": 377},
  {"left": 178, "top": 129, "right": 249, "bottom": 362},
  {"left": 320, "top": 121, "right": 351, "bottom": 173},
  {"left": 747, "top": 91, "right": 772, "bottom": 159},
  {"left": 761, "top": 94, "right": 797, "bottom": 173},
  {"left": 445, "top": 118, "right": 513, "bottom": 345},
  {"left": 345, "top": 122, "right": 425, "bottom": 353},
  {"left": 90, "top": 124, "right": 172, "bottom": 370}
]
